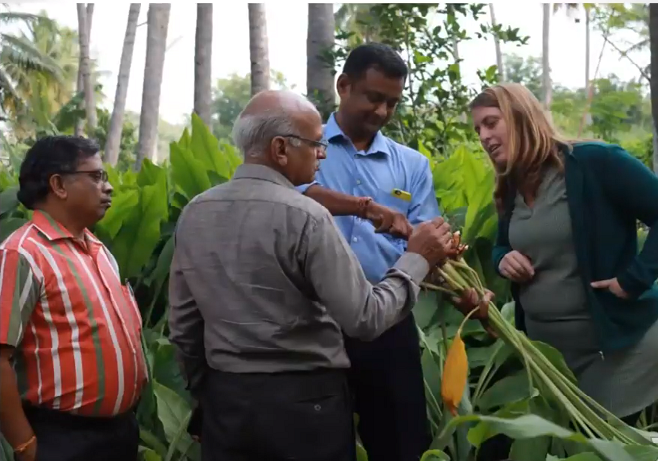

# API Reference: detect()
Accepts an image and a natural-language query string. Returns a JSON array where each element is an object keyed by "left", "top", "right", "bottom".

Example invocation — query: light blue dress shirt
[{"left": 297, "top": 113, "right": 441, "bottom": 284}]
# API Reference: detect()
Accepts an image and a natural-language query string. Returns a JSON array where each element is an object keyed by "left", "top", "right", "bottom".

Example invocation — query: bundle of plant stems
[{"left": 421, "top": 231, "right": 650, "bottom": 445}]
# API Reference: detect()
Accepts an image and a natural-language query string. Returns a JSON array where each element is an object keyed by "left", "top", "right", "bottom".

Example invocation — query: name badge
[{"left": 391, "top": 188, "right": 412, "bottom": 202}]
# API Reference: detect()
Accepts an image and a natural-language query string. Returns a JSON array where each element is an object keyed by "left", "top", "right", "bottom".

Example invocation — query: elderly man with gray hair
[{"left": 168, "top": 90, "right": 454, "bottom": 461}]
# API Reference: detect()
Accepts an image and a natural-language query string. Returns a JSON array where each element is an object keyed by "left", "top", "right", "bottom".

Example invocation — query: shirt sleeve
[
  {"left": 295, "top": 180, "right": 320, "bottom": 195},
  {"left": 167, "top": 235, "right": 207, "bottom": 397},
  {"left": 407, "top": 156, "right": 441, "bottom": 225},
  {"left": 597, "top": 144, "right": 658, "bottom": 297},
  {"left": 301, "top": 210, "right": 430, "bottom": 340},
  {"left": 0, "top": 248, "right": 41, "bottom": 347}
]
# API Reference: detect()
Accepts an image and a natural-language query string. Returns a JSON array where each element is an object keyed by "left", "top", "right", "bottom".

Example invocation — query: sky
[{"left": 10, "top": 1, "right": 650, "bottom": 126}]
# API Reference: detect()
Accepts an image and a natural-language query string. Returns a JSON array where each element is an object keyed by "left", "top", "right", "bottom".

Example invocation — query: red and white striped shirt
[{"left": 0, "top": 210, "right": 147, "bottom": 416}]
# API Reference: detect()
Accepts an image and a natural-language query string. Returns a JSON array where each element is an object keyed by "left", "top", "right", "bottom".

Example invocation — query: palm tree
[
  {"left": 248, "top": 3, "right": 270, "bottom": 95},
  {"left": 135, "top": 3, "right": 171, "bottom": 169},
  {"left": 105, "top": 3, "right": 140, "bottom": 166},
  {"left": 77, "top": 3, "right": 96, "bottom": 134},
  {"left": 650, "top": 3, "right": 658, "bottom": 173},
  {"left": 541, "top": 3, "right": 551, "bottom": 109},
  {"left": 490, "top": 4, "right": 504, "bottom": 81},
  {"left": 0, "top": 10, "right": 64, "bottom": 118},
  {"left": 194, "top": 3, "right": 213, "bottom": 127},
  {"left": 307, "top": 3, "right": 335, "bottom": 117}
]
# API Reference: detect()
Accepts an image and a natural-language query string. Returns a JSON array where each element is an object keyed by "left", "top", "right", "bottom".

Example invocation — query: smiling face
[{"left": 471, "top": 105, "right": 509, "bottom": 169}]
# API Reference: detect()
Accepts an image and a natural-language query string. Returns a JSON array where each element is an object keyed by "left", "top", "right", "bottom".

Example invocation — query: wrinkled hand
[
  {"left": 364, "top": 201, "right": 413, "bottom": 239},
  {"left": 451, "top": 288, "right": 497, "bottom": 338},
  {"left": 498, "top": 251, "right": 534, "bottom": 283},
  {"left": 407, "top": 217, "right": 453, "bottom": 267},
  {"left": 590, "top": 278, "right": 629, "bottom": 299}
]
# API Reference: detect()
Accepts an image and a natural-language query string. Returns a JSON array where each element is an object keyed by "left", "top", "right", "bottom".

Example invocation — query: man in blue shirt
[{"left": 297, "top": 43, "right": 439, "bottom": 461}]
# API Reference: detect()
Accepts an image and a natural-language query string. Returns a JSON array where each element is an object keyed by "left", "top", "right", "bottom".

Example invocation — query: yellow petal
[
  {"left": 441, "top": 304, "right": 480, "bottom": 416},
  {"left": 441, "top": 333, "right": 468, "bottom": 416}
]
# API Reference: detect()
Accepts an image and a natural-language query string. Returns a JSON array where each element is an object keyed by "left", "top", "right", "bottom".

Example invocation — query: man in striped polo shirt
[{"left": 0, "top": 136, "right": 147, "bottom": 461}]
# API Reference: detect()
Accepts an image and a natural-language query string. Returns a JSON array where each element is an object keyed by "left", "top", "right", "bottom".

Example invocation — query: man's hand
[
  {"left": 590, "top": 278, "right": 629, "bottom": 299},
  {"left": 364, "top": 201, "right": 413, "bottom": 239},
  {"left": 450, "top": 288, "right": 497, "bottom": 338},
  {"left": 407, "top": 217, "right": 453, "bottom": 267},
  {"left": 498, "top": 251, "right": 534, "bottom": 283}
]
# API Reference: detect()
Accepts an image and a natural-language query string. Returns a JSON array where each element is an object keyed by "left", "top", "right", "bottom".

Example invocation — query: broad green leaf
[
  {"left": 152, "top": 381, "right": 195, "bottom": 455},
  {"left": 477, "top": 371, "right": 537, "bottom": 412},
  {"left": 451, "top": 414, "right": 637, "bottom": 461},
  {"left": 0, "top": 186, "right": 18, "bottom": 216},
  {"left": 190, "top": 112, "right": 232, "bottom": 178},
  {"left": 96, "top": 189, "right": 139, "bottom": 240},
  {"left": 110, "top": 175, "right": 169, "bottom": 278},
  {"left": 137, "top": 159, "right": 167, "bottom": 187},
  {"left": 0, "top": 217, "right": 27, "bottom": 242},
  {"left": 170, "top": 143, "right": 211, "bottom": 201}
]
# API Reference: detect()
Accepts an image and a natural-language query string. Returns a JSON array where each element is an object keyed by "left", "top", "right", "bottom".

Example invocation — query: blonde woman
[{"left": 469, "top": 83, "right": 658, "bottom": 431}]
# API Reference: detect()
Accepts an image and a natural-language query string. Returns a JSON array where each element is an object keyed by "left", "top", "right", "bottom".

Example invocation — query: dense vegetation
[{"left": 1, "top": 3, "right": 658, "bottom": 461}]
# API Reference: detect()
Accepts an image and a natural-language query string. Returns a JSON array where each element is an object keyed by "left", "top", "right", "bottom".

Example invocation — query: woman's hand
[
  {"left": 590, "top": 278, "right": 629, "bottom": 299},
  {"left": 498, "top": 251, "right": 534, "bottom": 283}
]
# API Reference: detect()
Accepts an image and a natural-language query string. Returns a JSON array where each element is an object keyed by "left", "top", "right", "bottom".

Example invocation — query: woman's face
[{"left": 471, "top": 106, "right": 509, "bottom": 168}]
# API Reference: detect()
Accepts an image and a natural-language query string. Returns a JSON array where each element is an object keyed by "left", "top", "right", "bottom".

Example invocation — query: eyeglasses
[
  {"left": 281, "top": 135, "right": 328, "bottom": 153},
  {"left": 59, "top": 169, "right": 109, "bottom": 183}
]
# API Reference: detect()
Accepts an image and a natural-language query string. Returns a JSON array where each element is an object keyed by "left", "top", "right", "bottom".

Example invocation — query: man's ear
[
  {"left": 336, "top": 73, "right": 351, "bottom": 98},
  {"left": 48, "top": 174, "right": 68, "bottom": 200},
  {"left": 271, "top": 136, "right": 289, "bottom": 167}
]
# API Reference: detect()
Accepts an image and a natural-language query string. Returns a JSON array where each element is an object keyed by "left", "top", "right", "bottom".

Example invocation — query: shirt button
[
  {"left": 356, "top": 179, "right": 361, "bottom": 185},
  {"left": 353, "top": 237, "right": 358, "bottom": 242}
]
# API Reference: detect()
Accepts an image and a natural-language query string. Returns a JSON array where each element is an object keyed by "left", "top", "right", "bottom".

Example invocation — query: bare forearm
[
  {"left": 304, "top": 184, "right": 365, "bottom": 216},
  {"left": 0, "top": 353, "right": 34, "bottom": 450}
]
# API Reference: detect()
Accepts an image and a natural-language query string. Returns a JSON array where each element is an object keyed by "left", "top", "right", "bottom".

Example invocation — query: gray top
[
  {"left": 168, "top": 164, "right": 430, "bottom": 384},
  {"left": 509, "top": 167, "right": 658, "bottom": 418}
]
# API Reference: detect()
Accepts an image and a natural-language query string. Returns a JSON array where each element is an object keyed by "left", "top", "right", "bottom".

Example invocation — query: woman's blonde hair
[{"left": 469, "top": 82, "right": 572, "bottom": 214}]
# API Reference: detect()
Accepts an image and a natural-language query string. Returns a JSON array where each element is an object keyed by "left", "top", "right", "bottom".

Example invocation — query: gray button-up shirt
[{"left": 168, "top": 164, "right": 429, "bottom": 380}]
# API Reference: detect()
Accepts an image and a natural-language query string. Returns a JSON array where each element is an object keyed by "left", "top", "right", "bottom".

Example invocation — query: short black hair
[
  {"left": 341, "top": 42, "right": 408, "bottom": 81},
  {"left": 17, "top": 135, "right": 100, "bottom": 209}
]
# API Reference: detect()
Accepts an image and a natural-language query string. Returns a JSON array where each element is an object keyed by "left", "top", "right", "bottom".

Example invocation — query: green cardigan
[{"left": 492, "top": 141, "right": 658, "bottom": 354}]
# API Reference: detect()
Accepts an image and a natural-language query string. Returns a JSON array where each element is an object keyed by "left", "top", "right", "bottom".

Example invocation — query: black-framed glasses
[
  {"left": 59, "top": 169, "right": 108, "bottom": 183},
  {"left": 281, "top": 134, "right": 328, "bottom": 153}
]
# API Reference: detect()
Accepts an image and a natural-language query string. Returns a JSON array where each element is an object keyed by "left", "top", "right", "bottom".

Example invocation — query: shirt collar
[
  {"left": 324, "top": 112, "right": 391, "bottom": 157},
  {"left": 31, "top": 210, "right": 102, "bottom": 246},
  {"left": 232, "top": 163, "right": 296, "bottom": 190}
]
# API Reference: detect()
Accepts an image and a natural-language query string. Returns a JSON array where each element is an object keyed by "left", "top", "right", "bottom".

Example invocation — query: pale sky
[{"left": 10, "top": 1, "right": 650, "bottom": 126}]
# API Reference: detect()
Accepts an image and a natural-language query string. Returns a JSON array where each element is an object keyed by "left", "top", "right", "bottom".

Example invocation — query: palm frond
[
  {"left": 0, "top": 11, "right": 54, "bottom": 25},
  {"left": 0, "top": 33, "right": 64, "bottom": 81}
]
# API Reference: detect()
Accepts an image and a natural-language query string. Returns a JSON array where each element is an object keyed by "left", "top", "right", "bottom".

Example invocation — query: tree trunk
[
  {"left": 105, "top": 3, "right": 141, "bottom": 166},
  {"left": 490, "top": 3, "right": 504, "bottom": 82},
  {"left": 541, "top": 3, "right": 552, "bottom": 109},
  {"left": 76, "top": 3, "right": 96, "bottom": 136},
  {"left": 135, "top": 3, "right": 171, "bottom": 170},
  {"left": 248, "top": 3, "right": 270, "bottom": 96},
  {"left": 194, "top": 3, "right": 213, "bottom": 127},
  {"left": 307, "top": 3, "right": 335, "bottom": 118},
  {"left": 650, "top": 4, "right": 658, "bottom": 173},
  {"left": 585, "top": 7, "right": 591, "bottom": 90}
]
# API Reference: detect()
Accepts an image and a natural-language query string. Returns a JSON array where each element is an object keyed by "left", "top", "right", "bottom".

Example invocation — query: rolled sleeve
[
  {"left": 295, "top": 180, "right": 319, "bottom": 195},
  {"left": 0, "top": 249, "right": 40, "bottom": 347}
]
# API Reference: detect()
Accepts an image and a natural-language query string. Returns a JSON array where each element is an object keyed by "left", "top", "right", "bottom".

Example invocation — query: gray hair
[
  {"left": 231, "top": 91, "right": 319, "bottom": 158},
  {"left": 231, "top": 110, "right": 300, "bottom": 158}
]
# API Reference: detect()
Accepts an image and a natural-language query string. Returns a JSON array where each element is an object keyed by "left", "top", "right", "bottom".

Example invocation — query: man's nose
[
  {"left": 375, "top": 103, "right": 387, "bottom": 119},
  {"left": 317, "top": 148, "right": 327, "bottom": 160},
  {"left": 102, "top": 181, "right": 113, "bottom": 195}
]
